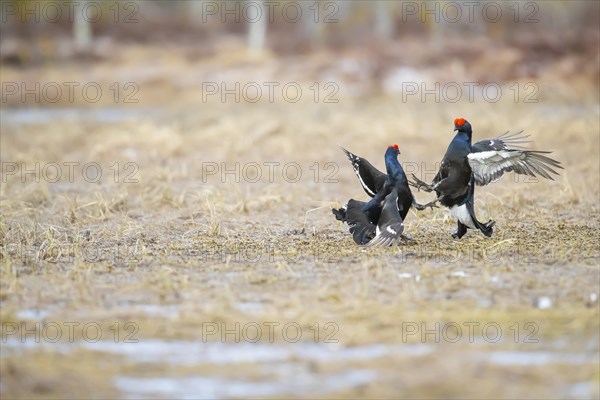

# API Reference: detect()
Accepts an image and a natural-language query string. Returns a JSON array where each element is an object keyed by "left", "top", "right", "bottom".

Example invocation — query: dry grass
[{"left": 1, "top": 42, "right": 599, "bottom": 399}]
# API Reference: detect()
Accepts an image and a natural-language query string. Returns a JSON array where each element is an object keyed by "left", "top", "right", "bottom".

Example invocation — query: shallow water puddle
[
  {"left": 4, "top": 334, "right": 597, "bottom": 367},
  {"left": 0, "top": 108, "right": 158, "bottom": 125},
  {"left": 15, "top": 304, "right": 181, "bottom": 321},
  {"left": 0, "top": 340, "right": 422, "bottom": 397},
  {"left": 2, "top": 336, "right": 598, "bottom": 398},
  {"left": 1, "top": 337, "right": 433, "bottom": 364},
  {"left": 15, "top": 309, "right": 50, "bottom": 320},
  {"left": 233, "top": 301, "right": 268, "bottom": 315},
  {"left": 114, "top": 370, "right": 376, "bottom": 399},
  {"left": 80, "top": 340, "right": 433, "bottom": 365},
  {"left": 481, "top": 351, "right": 597, "bottom": 366}
]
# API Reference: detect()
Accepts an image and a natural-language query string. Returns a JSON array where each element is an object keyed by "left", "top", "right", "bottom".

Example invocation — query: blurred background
[
  {"left": 1, "top": 0, "right": 598, "bottom": 107},
  {"left": 1, "top": 1, "right": 599, "bottom": 399}
]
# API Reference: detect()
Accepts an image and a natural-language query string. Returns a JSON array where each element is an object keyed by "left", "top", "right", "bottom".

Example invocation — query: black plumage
[
  {"left": 410, "top": 118, "right": 563, "bottom": 238},
  {"left": 333, "top": 144, "right": 432, "bottom": 246}
]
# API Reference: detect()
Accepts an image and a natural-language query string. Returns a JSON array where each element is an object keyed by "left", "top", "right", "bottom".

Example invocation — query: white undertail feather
[{"left": 449, "top": 204, "right": 476, "bottom": 229}]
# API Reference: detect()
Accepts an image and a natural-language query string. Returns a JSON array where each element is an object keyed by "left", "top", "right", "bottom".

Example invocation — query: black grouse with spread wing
[{"left": 411, "top": 118, "right": 563, "bottom": 238}]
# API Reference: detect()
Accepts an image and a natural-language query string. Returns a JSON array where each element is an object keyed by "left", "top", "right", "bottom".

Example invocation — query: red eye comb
[
  {"left": 393, "top": 144, "right": 399, "bottom": 150},
  {"left": 455, "top": 118, "right": 466, "bottom": 127}
]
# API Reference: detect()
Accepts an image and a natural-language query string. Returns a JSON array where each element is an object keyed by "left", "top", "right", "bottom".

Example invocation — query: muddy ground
[{"left": 1, "top": 37, "right": 599, "bottom": 398}]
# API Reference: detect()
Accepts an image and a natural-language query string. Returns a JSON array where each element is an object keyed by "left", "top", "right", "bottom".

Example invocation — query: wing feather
[
  {"left": 469, "top": 131, "right": 562, "bottom": 186},
  {"left": 366, "top": 192, "right": 404, "bottom": 247},
  {"left": 472, "top": 131, "right": 531, "bottom": 152},
  {"left": 468, "top": 149, "right": 563, "bottom": 186}
]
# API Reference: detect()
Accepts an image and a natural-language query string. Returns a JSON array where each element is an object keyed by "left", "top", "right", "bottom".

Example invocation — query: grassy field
[{"left": 1, "top": 40, "right": 599, "bottom": 398}]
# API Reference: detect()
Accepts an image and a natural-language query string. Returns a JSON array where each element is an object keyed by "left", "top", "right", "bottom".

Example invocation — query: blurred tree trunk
[
  {"left": 247, "top": 0, "right": 266, "bottom": 51},
  {"left": 375, "top": 0, "right": 393, "bottom": 38},
  {"left": 426, "top": 0, "right": 446, "bottom": 52},
  {"left": 302, "top": 1, "right": 320, "bottom": 47},
  {"left": 188, "top": 1, "right": 205, "bottom": 27},
  {"left": 73, "top": 0, "right": 92, "bottom": 52}
]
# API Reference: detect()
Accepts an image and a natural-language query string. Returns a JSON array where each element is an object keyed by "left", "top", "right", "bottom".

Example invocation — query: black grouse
[
  {"left": 333, "top": 144, "right": 435, "bottom": 246},
  {"left": 410, "top": 118, "right": 563, "bottom": 239}
]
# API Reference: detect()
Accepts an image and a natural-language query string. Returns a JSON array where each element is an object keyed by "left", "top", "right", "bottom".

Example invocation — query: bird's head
[
  {"left": 454, "top": 118, "right": 472, "bottom": 133},
  {"left": 386, "top": 144, "right": 400, "bottom": 157}
]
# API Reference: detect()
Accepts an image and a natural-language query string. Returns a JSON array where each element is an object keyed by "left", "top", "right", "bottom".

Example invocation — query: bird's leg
[
  {"left": 400, "top": 234, "right": 415, "bottom": 242},
  {"left": 413, "top": 197, "right": 441, "bottom": 211},
  {"left": 409, "top": 174, "right": 435, "bottom": 192},
  {"left": 452, "top": 222, "right": 468, "bottom": 239},
  {"left": 332, "top": 205, "right": 347, "bottom": 221}
]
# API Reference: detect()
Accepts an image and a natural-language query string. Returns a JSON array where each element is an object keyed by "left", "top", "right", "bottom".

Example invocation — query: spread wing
[
  {"left": 366, "top": 191, "right": 404, "bottom": 247},
  {"left": 345, "top": 199, "right": 378, "bottom": 245},
  {"left": 341, "top": 147, "right": 387, "bottom": 198},
  {"left": 469, "top": 131, "right": 563, "bottom": 186}
]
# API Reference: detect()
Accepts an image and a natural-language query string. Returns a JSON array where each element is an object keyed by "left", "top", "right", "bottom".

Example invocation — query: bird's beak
[{"left": 453, "top": 127, "right": 459, "bottom": 131}]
